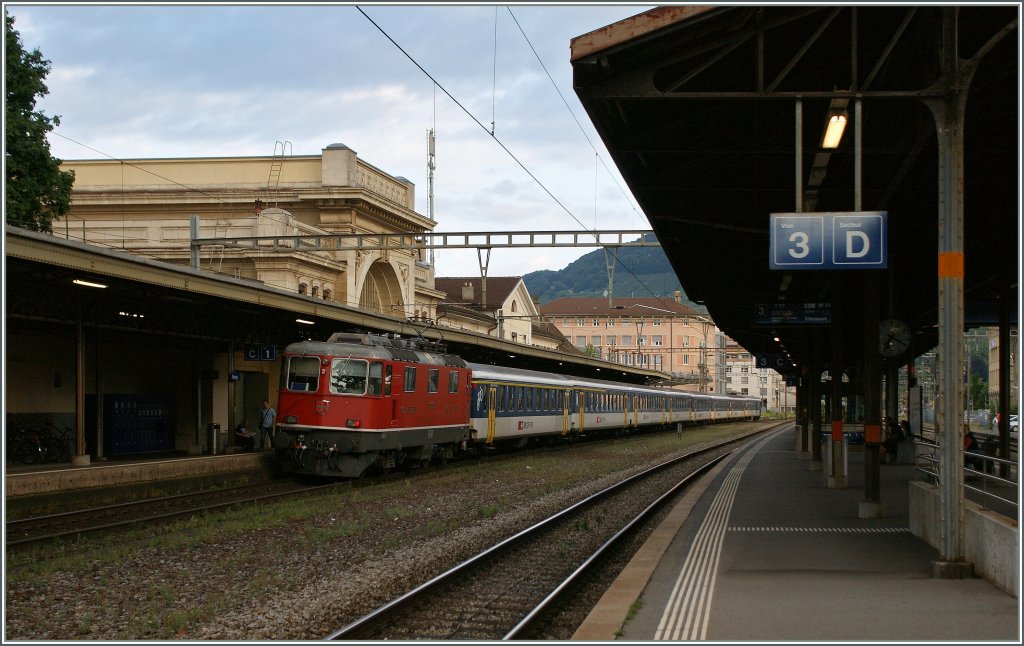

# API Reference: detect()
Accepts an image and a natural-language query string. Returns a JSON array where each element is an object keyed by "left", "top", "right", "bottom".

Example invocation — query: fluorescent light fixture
[
  {"left": 821, "top": 111, "right": 847, "bottom": 149},
  {"left": 73, "top": 279, "right": 107, "bottom": 289},
  {"left": 296, "top": 318, "right": 315, "bottom": 325}
]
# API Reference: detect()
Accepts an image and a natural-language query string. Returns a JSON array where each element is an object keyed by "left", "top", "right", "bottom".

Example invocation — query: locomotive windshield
[
  {"left": 330, "top": 359, "right": 369, "bottom": 395},
  {"left": 286, "top": 356, "right": 321, "bottom": 392}
]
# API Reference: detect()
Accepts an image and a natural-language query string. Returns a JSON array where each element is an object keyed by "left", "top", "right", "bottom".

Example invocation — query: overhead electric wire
[
  {"left": 356, "top": 6, "right": 686, "bottom": 315},
  {"left": 505, "top": 7, "right": 644, "bottom": 225},
  {"left": 356, "top": 6, "right": 595, "bottom": 240}
]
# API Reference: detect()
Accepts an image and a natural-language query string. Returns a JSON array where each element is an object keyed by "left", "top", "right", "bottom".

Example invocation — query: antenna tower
[{"left": 427, "top": 129, "right": 436, "bottom": 267}]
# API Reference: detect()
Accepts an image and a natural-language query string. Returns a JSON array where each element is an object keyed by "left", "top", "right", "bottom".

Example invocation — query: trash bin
[{"left": 207, "top": 422, "right": 221, "bottom": 454}]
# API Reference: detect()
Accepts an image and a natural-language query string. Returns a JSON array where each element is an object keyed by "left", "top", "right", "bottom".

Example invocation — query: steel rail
[{"left": 325, "top": 421, "right": 784, "bottom": 640}]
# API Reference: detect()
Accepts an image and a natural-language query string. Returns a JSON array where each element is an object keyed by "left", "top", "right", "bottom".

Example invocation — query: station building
[{"left": 58, "top": 143, "right": 443, "bottom": 319}]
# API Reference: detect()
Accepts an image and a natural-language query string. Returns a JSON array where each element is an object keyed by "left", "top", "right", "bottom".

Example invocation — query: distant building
[
  {"left": 539, "top": 294, "right": 725, "bottom": 391},
  {"left": 434, "top": 277, "right": 540, "bottom": 346},
  {"left": 986, "top": 328, "right": 1019, "bottom": 412},
  {"left": 722, "top": 337, "right": 794, "bottom": 413}
]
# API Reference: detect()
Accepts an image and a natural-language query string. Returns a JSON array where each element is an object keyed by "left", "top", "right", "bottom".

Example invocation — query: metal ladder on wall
[{"left": 265, "top": 140, "right": 292, "bottom": 208}]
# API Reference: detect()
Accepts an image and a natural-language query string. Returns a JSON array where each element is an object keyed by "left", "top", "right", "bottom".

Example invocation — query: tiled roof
[{"left": 435, "top": 276, "right": 524, "bottom": 310}]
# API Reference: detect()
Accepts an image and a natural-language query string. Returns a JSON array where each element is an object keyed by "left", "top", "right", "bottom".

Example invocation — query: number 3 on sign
[{"left": 788, "top": 231, "right": 810, "bottom": 259}]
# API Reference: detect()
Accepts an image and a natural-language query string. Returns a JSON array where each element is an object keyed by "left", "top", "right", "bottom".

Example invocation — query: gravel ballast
[{"left": 5, "top": 424, "right": 765, "bottom": 640}]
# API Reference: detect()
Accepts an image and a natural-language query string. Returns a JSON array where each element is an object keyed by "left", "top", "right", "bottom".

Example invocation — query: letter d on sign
[{"left": 846, "top": 231, "right": 870, "bottom": 258}]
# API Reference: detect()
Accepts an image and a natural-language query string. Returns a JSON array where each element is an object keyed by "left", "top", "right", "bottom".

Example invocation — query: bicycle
[
  {"left": 9, "top": 427, "right": 48, "bottom": 465},
  {"left": 39, "top": 424, "right": 73, "bottom": 463}
]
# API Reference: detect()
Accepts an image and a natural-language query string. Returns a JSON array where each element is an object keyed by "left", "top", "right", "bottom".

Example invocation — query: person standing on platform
[{"left": 259, "top": 400, "right": 276, "bottom": 451}]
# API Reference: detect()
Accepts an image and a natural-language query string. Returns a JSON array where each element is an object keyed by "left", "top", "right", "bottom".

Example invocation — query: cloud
[{"left": 13, "top": 3, "right": 655, "bottom": 278}]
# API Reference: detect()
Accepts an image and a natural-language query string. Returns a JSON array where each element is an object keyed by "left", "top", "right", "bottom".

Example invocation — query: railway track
[
  {"left": 327, "top": 421, "right": 789, "bottom": 640},
  {"left": 5, "top": 480, "right": 339, "bottom": 548}
]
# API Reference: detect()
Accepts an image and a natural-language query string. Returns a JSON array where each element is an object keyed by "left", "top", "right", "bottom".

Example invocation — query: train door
[
  {"left": 384, "top": 364, "right": 397, "bottom": 426},
  {"left": 577, "top": 391, "right": 586, "bottom": 435},
  {"left": 486, "top": 385, "right": 497, "bottom": 444},
  {"left": 562, "top": 389, "right": 570, "bottom": 436},
  {"left": 631, "top": 394, "right": 639, "bottom": 429}
]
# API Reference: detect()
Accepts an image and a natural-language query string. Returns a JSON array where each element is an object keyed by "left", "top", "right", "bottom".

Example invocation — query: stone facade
[{"left": 57, "top": 143, "right": 444, "bottom": 319}]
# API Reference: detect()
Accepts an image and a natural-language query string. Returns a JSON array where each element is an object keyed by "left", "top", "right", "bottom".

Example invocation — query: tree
[{"left": 5, "top": 10, "right": 74, "bottom": 233}]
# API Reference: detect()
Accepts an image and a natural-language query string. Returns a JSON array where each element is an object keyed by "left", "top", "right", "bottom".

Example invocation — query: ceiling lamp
[
  {"left": 821, "top": 110, "right": 848, "bottom": 149},
  {"left": 73, "top": 279, "right": 107, "bottom": 289}
]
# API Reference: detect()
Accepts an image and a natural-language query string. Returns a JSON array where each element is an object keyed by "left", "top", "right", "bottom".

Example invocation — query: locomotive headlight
[
  {"left": 346, "top": 419, "right": 361, "bottom": 428},
  {"left": 285, "top": 415, "right": 298, "bottom": 424}
]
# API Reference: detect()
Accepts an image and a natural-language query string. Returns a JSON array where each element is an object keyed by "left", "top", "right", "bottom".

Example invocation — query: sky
[{"left": 6, "top": 2, "right": 658, "bottom": 278}]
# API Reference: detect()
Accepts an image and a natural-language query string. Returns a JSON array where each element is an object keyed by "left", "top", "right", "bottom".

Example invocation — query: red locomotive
[{"left": 274, "top": 333, "right": 472, "bottom": 477}]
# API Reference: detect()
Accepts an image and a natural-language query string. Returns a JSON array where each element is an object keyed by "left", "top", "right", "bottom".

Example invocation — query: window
[
  {"left": 683, "top": 355, "right": 690, "bottom": 365},
  {"left": 741, "top": 366, "right": 749, "bottom": 374},
  {"left": 591, "top": 335, "right": 602, "bottom": 346},
  {"left": 653, "top": 318, "right": 662, "bottom": 326},
  {"left": 622, "top": 335, "right": 633, "bottom": 347},
  {"left": 368, "top": 362, "right": 383, "bottom": 395},
  {"left": 511, "top": 332, "right": 518, "bottom": 343},
  {"left": 577, "top": 318, "right": 585, "bottom": 327},
  {"left": 404, "top": 366, "right": 416, "bottom": 392},
  {"left": 384, "top": 365, "right": 392, "bottom": 395},
  {"left": 638, "top": 336, "right": 646, "bottom": 346},
  {"left": 428, "top": 368, "right": 439, "bottom": 393},
  {"left": 652, "top": 335, "right": 663, "bottom": 346},
  {"left": 562, "top": 317, "right": 571, "bottom": 326},
  {"left": 607, "top": 317, "right": 616, "bottom": 327},
  {"left": 511, "top": 300, "right": 518, "bottom": 313},
  {"left": 606, "top": 336, "right": 616, "bottom": 346},
  {"left": 592, "top": 318, "right": 600, "bottom": 327},
  {"left": 449, "top": 371, "right": 459, "bottom": 393},
  {"left": 575, "top": 335, "right": 586, "bottom": 347},
  {"left": 286, "top": 356, "right": 320, "bottom": 392},
  {"left": 684, "top": 335, "right": 691, "bottom": 346},
  {"left": 621, "top": 316, "right": 631, "bottom": 327},
  {"left": 497, "top": 386, "right": 506, "bottom": 412},
  {"left": 330, "top": 359, "right": 368, "bottom": 395},
  {"left": 741, "top": 376, "right": 749, "bottom": 385}
]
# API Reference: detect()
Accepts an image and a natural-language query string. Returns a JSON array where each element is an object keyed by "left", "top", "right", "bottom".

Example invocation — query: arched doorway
[{"left": 358, "top": 259, "right": 405, "bottom": 315}]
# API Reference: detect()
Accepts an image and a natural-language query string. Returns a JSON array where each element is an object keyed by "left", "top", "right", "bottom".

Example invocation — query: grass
[{"left": 615, "top": 596, "right": 645, "bottom": 638}]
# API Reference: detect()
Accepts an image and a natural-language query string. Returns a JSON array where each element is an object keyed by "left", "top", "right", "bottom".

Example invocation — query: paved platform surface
[{"left": 575, "top": 426, "right": 1020, "bottom": 642}]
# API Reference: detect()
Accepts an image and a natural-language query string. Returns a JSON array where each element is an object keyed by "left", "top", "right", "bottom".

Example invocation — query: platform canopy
[{"left": 571, "top": 6, "right": 1018, "bottom": 373}]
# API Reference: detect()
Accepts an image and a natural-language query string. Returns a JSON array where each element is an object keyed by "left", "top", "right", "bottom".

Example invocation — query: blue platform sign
[{"left": 770, "top": 211, "right": 887, "bottom": 270}]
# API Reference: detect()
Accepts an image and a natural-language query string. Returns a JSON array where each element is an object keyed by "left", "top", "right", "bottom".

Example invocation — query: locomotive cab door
[{"left": 385, "top": 364, "right": 397, "bottom": 426}]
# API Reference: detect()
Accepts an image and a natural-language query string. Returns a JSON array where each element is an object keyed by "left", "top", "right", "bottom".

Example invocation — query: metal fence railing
[{"left": 914, "top": 437, "right": 1018, "bottom": 514}]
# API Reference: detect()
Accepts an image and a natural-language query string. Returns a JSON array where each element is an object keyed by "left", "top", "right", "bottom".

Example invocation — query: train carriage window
[
  {"left": 449, "top": 371, "right": 459, "bottom": 393},
  {"left": 330, "top": 359, "right": 368, "bottom": 395},
  {"left": 404, "top": 366, "right": 416, "bottom": 392},
  {"left": 474, "top": 384, "right": 488, "bottom": 413},
  {"left": 428, "top": 368, "right": 439, "bottom": 393},
  {"left": 517, "top": 387, "right": 524, "bottom": 412},
  {"left": 286, "top": 356, "right": 320, "bottom": 392},
  {"left": 384, "top": 365, "right": 392, "bottom": 396},
  {"left": 368, "top": 362, "right": 383, "bottom": 395}
]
